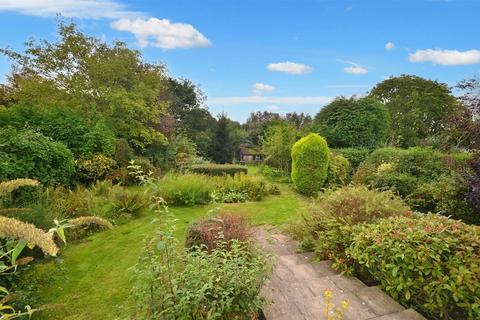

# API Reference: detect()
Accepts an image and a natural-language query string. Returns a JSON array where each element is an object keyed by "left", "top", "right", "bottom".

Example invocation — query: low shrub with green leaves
[
  {"left": 76, "top": 154, "right": 117, "bottom": 184},
  {"left": 260, "top": 165, "right": 291, "bottom": 183},
  {"left": 331, "top": 148, "right": 371, "bottom": 172},
  {"left": 291, "top": 133, "right": 330, "bottom": 195},
  {"left": 300, "top": 186, "right": 409, "bottom": 272},
  {"left": 0, "top": 126, "right": 75, "bottom": 185},
  {"left": 326, "top": 154, "right": 351, "bottom": 188},
  {"left": 347, "top": 214, "right": 480, "bottom": 319},
  {"left": 128, "top": 202, "right": 271, "bottom": 320},
  {"left": 190, "top": 164, "right": 248, "bottom": 176},
  {"left": 354, "top": 147, "right": 478, "bottom": 223},
  {"left": 152, "top": 173, "right": 214, "bottom": 206}
]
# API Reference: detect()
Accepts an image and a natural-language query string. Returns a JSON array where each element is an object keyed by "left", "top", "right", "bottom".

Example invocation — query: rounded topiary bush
[
  {"left": 291, "top": 133, "right": 330, "bottom": 195},
  {"left": 348, "top": 213, "right": 480, "bottom": 319}
]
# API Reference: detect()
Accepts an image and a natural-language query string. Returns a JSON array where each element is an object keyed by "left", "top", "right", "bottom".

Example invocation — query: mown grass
[{"left": 30, "top": 172, "right": 307, "bottom": 319}]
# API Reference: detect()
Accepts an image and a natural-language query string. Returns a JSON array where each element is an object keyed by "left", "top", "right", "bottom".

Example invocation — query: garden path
[{"left": 254, "top": 227, "right": 427, "bottom": 320}]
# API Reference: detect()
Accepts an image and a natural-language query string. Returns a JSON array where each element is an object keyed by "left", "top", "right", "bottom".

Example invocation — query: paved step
[{"left": 255, "top": 227, "right": 427, "bottom": 320}]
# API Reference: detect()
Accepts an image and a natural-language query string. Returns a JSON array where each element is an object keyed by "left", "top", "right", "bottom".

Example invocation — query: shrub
[
  {"left": 301, "top": 186, "right": 409, "bottom": 272},
  {"left": 326, "top": 154, "right": 351, "bottom": 188},
  {"left": 313, "top": 97, "right": 390, "bottom": 149},
  {"left": 291, "top": 133, "right": 330, "bottom": 195},
  {"left": 76, "top": 154, "right": 117, "bottom": 184},
  {"left": 186, "top": 213, "right": 249, "bottom": 252},
  {"left": 108, "top": 187, "right": 148, "bottom": 220},
  {"left": 153, "top": 173, "right": 214, "bottom": 206},
  {"left": 354, "top": 147, "right": 478, "bottom": 223},
  {"left": 261, "top": 165, "right": 291, "bottom": 183},
  {"left": 0, "top": 126, "right": 75, "bottom": 185},
  {"left": 212, "top": 173, "right": 269, "bottom": 202},
  {"left": 190, "top": 164, "right": 248, "bottom": 176},
  {"left": 466, "top": 153, "right": 480, "bottom": 212},
  {"left": 331, "top": 148, "right": 370, "bottom": 171},
  {"left": 129, "top": 239, "right": 270, "bottom": 320},
  {"left": 347, "top": 214, "right": 480, "bottom": 319}
]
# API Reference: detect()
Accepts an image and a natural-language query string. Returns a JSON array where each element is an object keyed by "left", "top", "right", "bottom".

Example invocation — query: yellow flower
[
  {"left": 324, "top": 289, "right": 333, "bottom": 299},
  {"left": 341, "top": 300, "right": 350, "bottom": 309}
]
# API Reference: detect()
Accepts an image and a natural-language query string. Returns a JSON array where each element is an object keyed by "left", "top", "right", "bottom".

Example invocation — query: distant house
[{"left": 239, "top": 145, "right": 264, "bottom": 164}]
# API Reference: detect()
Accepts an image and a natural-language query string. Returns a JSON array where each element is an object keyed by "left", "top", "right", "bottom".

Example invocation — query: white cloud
[
  {"left": 385, "top": 42, "right": 395, "bottom": 51},
  {"left": 0, "top": 0, "right": 141, "bottom": 19},
  {"left": 209, "top": 95, "right": 332, "bottom": 105},
  {"left": 266, "top": 105, "right": 279, "bottom": 111},
  {"left": 111, "top": 18, "right": 211, "bottom": 49},
  {"left": 409, "top": 49, "right": 480, "bottom": 65},
  {"left": 344, "top": 66, "right": 368, "bottom": 75},
  {"left": 252, "top": 83, "right": 275, "bottom": 95},
  {"left": 267, "top": 61, "right": 313, "bottom": 75}
]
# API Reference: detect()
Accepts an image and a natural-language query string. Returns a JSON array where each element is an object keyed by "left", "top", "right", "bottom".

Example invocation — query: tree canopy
[
  {"left": 313, "top": 96, "right": 390, "bottom": 149},
  {"left": 369, "top": 75, "right": 459, "bottom": 147}
]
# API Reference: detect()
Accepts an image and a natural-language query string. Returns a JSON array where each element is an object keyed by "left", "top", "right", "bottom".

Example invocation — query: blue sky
[{"left": 0, "top": 0, "right": 479, "bottom": 122}]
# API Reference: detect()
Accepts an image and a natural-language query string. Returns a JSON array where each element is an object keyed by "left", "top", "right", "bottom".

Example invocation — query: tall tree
[
  {"left": 369, "top": 75, "right": 459, "bottom": 147},
  {"left": 262, "top": 122, "right": 300, "bottom": 172},
  {"left": 244, "top": 111, "right": 281, "bottom": 145},
  {"left": 313, "top": 97, "right": 390, "bottom": 149},
  {"left": 209, "top": 113, "right": 234, "bottom": 164},
  {"left": 1, "top": 20, "right": 169, "bottom": 151}
]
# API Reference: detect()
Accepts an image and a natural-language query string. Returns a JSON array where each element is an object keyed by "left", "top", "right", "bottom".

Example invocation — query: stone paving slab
[{"left": 254, "top": 227, "right": 427, "bottom": 320}]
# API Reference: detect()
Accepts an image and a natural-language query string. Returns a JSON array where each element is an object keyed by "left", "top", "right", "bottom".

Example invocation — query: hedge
[
  {"left": 348, "top": 214, "right": 480, "bottom": 319},
  {"left": 190, "top": 164, "right": 248, "bottom": 176}
]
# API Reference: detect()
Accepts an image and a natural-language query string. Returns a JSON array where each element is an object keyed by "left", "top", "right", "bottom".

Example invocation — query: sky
[{"left": 0, "top": 0, "right": 479, "bottom": 123}]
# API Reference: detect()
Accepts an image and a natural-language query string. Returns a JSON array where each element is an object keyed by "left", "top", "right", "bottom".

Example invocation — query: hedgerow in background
[
  {"left": 0, "top": 126, "right": 75, "bottom": 185},
  {"left": 313, "top": 97, "right": 390, "bottom": 149},
  {"left": 190, "top": 164, "right": 247, "bottom": 176},
  {"left": 291, "top": 133, "right": 330, "bottom": 195},
  {"left": 300, "top": 186, "right": 409, "bottom": 272},
  {"left": 348, "top": 214, "right": 480, "bottom": 319},
  {"left": 354, "top": 147, "right": 478, "bottom": 223}
]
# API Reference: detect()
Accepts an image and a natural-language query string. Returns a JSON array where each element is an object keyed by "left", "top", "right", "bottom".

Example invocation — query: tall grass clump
[{"left": 152, "top": 173, "right": 215, "bottom": 206}]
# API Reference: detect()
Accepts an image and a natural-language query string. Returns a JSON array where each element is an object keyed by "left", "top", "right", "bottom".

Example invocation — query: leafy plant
[
  {"left": 347, "top": 213, "right": 480, "bottom": 319},
  {"left": 212, "top": 173, "right": 269, "bottom": 202},
  {"left": 152, "top": 173, "right": 214, "bottom": 206},
  {"left": 300, "top": 186, "right": 409, "bottom": 273},
  {"left": 127, "top": 200, "right": 271, "bottom": 320},
  {"left": 291, "top": 133, "right": 330, "bottom": 195},
  {"left": 326, "top": 154, "right": 351, "bottom": 188},
  {"left": 185, "top": 212, "right": 250, "bottom": 252},
  {"left": 76, "top": 154, "right": 117, "bottom": 183}
]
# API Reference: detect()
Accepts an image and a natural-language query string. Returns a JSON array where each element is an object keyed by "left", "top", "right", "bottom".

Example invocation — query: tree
[
  {"left": 453, "top": 76, "right": 480, "bottom": 149},
  {"left": 313, "top": 97, "right": 390, "bottom": 149},
  {"left": 291, "top": 133, "right": 330, "bottom": 195},
  {"left": 244, "top": 111, "right": 281, "bottom": 145},
  {"left": 369, "top": 75, "right": 460, "bottom": 147},
  {"left": 1, "top": 20, "right": 169, "bottom": 151},
  {"left": 164, "top": 78, "right": 216, "bottom": 156},
  {"left": 262, "top": 122, "right": 300, "bottom": 172},
  {"left": 284, "top": 112, "right": 313, "bottom": 131},
  {"left": 209, "top": 114, "right": 234, "bottom": 164}
]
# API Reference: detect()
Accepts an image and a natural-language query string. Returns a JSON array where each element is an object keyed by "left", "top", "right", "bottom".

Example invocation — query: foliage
[
  {"left": 76, "top": 154, "right": 117, "bottom": 184},
  {"left": 209, "top": 113, "right": 238, "bottom": 164},
  {"left": 291, "top": 133, "right": 330, "bottom": 195},
  {"left": 1, "top": 21, "right": 169, "bottom": 151},
  {"left": 0, "top": 126, "right": 75, "bottom": 185},
  {"left": 330, "top": 148, "right": 371, "bottom": 172},
  {"left": 369, "top": 75, "right": 460, "bottom": 147},
  {"left": 313, "top": 97, "right": 390, "bottom": 149},
  {"left": 128, "top": 201, "right": 271, "bottom": 320},
  {"left": 113, "top": 138, "right": 134, "bottom": 167},
  {"left": 300, "top": 186, "right": 409, "bottom": 273},
  {"left": 152, "top": 173, "right": 214, "bottom": 206},
  {"left": 127, "top": 159, "right": 153, "bottom": 185},
  {"left": 0, "top": 106, "right": 116, "bottom": 158},
  {"left": 212, "top": 173, "right": 269, "bottom": 202},
  {"left": 190, "top": 163, "right": 248, "bottom": 176},
  {"left": 347, "top": 214, "right": 480, "bottom": 319},
  {"left": 354, "top": 147, "right": 478, "bottom": 223},
  {"left": 108, "top": 188, "right": 148, "bottom": 220},
  {"left": 185, "top": 212, "right": 249, "bottom": 252},
  {"left": 0, "top": 179, "right": 39, "bottom": 198},
  {"left": 260, "top": 165, "right": 291, "bottom": 183},
  {"left": 262, "top": 122, "right": 300, "bottom": 172},
  {"left": 326, "top": 154, "right": 351, "bottom": 188},
  {"left": 466, "top": 153, "right": 480, "bottom": 212}
]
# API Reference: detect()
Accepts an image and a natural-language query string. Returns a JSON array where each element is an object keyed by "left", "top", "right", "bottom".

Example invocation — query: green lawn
[{"left": 30, "top": 182, "right": 307, "bottom": 319}]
